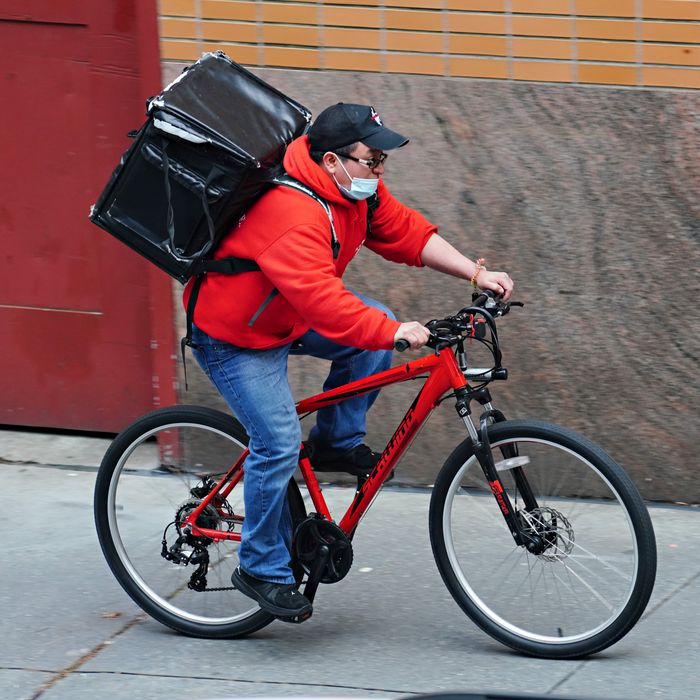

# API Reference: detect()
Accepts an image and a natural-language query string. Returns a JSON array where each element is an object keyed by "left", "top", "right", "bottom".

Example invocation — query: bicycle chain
[{"left": 200, "top": 585, "right": 237, "bottom": 592}]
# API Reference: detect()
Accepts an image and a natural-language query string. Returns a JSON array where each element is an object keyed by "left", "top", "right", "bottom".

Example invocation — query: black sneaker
[
  {"left": 231, "top": 566, "right": 312, "bottom": 620},
  {"left": 308, "top": 443, "right": 394, "bottom": 481}
]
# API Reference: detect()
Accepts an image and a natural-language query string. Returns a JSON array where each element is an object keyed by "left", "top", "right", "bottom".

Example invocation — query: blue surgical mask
[{"left": 334, "top": 158, "right": 379, "bottom": 201}]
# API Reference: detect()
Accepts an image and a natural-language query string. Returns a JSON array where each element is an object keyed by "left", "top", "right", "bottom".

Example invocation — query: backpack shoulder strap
[
  {"left": 181, "top": 176, "right": 379, "bottom": 390},
  {"left": 273, "top": 174, "right": 340, "bottom": 259},
  {"left": 365, "top": 191, "right": 379, "bottom": 236}
]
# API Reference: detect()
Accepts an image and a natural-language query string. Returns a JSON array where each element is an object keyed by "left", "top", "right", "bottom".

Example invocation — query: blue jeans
[{"left": 191, "top": 292, "right": 394, "bottom": 583}]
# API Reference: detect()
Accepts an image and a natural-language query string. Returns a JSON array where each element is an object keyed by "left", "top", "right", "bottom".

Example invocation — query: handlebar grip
[
  {"left": 471, "top": 289, "right": 496, "bottom": 307},
  {"left": 394, "top": 339, "right": 410, "bottom": 352}
]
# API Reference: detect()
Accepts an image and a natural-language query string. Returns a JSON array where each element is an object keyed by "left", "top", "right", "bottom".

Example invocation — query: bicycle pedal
[{"left": 275, "top": 610, "right": 313, "bottom": 624}]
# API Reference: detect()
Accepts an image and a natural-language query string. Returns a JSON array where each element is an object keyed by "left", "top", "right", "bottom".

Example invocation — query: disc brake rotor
[{"left": 521, "top": 506, "right": 575, "bottom": 561}]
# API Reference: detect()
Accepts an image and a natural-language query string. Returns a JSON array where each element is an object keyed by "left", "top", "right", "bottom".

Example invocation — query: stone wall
[{"left": 165, "top": 63, "right": 700, "bottom": 503}]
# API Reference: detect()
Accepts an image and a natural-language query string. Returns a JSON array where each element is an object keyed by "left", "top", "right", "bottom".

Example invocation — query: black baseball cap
[{"left": 308, "top": 103, "right": 409, "bottom": 153}]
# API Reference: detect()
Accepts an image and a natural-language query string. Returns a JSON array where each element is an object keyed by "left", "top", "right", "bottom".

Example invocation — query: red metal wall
[{"left": 0, "top": 0, "right": 177, "bottom": 431}]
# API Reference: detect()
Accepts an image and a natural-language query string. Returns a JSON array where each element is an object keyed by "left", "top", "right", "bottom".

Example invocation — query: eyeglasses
[{"left": 336, "top": 152, "right": 388, "bottom": 170}]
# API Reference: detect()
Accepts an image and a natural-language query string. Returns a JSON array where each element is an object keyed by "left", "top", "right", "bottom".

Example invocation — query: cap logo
[{"left": 369, "top": 107, "right": 383, "bottom": 126}]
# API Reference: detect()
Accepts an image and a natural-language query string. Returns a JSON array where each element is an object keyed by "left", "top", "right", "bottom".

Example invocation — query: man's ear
[{"left": 321, "top": 151, "right": 338, "bottom": 173}]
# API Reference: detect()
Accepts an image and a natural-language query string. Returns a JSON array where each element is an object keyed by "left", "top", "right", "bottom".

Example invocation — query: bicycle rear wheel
[
  {"left": 94, "top": 405, "right": 306, "bottom": 638},
  {"left": 429, "top": 419, "right": 656, "bottom": 658}
]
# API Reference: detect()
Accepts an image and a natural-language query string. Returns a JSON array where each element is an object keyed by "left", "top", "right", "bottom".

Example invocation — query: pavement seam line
[
  {"left": 546, "top": 570, "right": 700, "bottom": 693},
  {"left": 34, "top": 669, "right": 418, "bottom": 695},
  {"left": 639, "top": 567, "right": 700, "bottom": 620},
  {"left": 27, "top": 613, "right": 147, "bottom": 700},
  {"left": 1, "top": 667, "right": 55, "bottom": 673},
  {"left": 545, "top": 659, "right": 588, "bottom": 694},
  {"left": 0, "top": 460, "right": 99, "bottom": 472}
]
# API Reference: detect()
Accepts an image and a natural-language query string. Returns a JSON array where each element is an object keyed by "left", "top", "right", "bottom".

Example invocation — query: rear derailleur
[
  {"left": 159, "top": 481, "right": 228, "bottom": 592},
  {"left": 161, "top": 534, "right": 211, "bottom": 591}
]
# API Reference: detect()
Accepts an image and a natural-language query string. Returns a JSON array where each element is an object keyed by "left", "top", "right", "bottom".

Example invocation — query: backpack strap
[
  {"left": 240, "top": 175, "right": 341, "bottom": 329},
  {"left": 191, "top": 257, "right": 260, "bottom": 275},
  {"left": 181, "top": 176, "right": 378, "bottom": 390},
  {"left": 366, "top": 191, "right": 379, "bottom": 236},
  {"left": 273, "top": 174, "right": 340, "bottom": 259}
]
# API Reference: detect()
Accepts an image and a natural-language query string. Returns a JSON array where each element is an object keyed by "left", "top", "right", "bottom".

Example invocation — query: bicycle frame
[{"left": 184, "top": 347, "right": 470, "bottom": 541}]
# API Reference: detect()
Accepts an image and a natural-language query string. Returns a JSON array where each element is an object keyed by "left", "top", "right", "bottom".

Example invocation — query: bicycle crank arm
[{"left": 301, "top": 543, "right": 331, "bottom": 604}]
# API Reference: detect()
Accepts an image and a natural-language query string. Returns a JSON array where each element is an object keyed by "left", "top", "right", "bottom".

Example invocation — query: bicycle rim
[
  {"left": 437, "top": 424, "right": 654, "bottom": 652},
  {"left": 100, "top": 415, "right": 266, "bottom": 630}
]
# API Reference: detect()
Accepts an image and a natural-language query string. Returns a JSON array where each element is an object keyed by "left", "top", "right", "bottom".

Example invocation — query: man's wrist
[{"left": 470, "top": 258, "right": 486, "bottom": 288}]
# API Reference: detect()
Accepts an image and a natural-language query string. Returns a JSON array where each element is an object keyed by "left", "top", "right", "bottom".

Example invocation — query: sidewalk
[{"left": 1, "top": 428, "right": 698, "bottom": 700}]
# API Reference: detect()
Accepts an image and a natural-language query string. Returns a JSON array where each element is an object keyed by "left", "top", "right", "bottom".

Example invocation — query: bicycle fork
[{"left": 454, "top": 386, "right": 545, "bottom": 554}]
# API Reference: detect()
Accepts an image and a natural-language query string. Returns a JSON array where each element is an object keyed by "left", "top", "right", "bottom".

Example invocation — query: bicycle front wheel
[
  {"left": 429, "top": 420, "right": 656, "bottom": 659},
  {"left": 94, "top": 406, "right": 306, "bottom": 638}
]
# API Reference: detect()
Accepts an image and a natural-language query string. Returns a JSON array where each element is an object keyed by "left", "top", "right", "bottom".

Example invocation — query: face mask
[{"left": 333, "top": 158, "right": 379, "bottom": 201}]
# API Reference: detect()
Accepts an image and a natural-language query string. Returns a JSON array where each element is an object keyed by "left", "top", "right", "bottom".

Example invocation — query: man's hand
[
  {"left": 476, "top": 269, "right": 514, "bottom": 301},
  {"left": 394, "top": 322, "right": 431, "bottom": 350}
]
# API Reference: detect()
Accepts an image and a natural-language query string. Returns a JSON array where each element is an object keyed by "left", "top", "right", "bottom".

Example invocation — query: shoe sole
[{"left": 231, "top": 569, "right": 312, "bottom": 619}]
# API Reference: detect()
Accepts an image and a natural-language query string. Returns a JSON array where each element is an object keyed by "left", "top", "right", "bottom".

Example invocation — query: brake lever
[
  {"left": 493, "top": 300, "right": 524, "bottom": 317},
  {"left": 426, "top": 332, "right": 456, "bottom": 352}
]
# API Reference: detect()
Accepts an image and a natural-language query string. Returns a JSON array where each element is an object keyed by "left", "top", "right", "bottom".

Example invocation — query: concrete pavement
[{"left": 0, "top": 428, "right": 698, "bottom": 700}]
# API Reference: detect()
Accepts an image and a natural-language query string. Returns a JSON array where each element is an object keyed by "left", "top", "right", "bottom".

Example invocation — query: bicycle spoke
[
  {"left": 439, "top": 430, "right": 646, "bottom": 647},
  {"left": 537, "top": 524, "right": 633, "bottom": 583},
  {"left": 98, "top": 415, "right": 283, "bottom": 630}
]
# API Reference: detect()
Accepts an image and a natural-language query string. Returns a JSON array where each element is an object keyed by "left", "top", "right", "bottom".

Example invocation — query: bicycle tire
[
  {"left": 429, "top": 419, "right": 656, "bottom": 659},
  {"left": 94, "top": 405, "right": 307, "bottom": 638}
]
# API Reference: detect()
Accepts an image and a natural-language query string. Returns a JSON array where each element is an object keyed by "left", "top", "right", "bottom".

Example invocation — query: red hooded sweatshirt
[{"left": 185, "top": 135, "right": 436, "bottom": 350}]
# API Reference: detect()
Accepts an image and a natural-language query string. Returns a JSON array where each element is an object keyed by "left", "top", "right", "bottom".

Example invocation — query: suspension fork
[{"left": 454, "top": 387, "right": 540, "bottom": 551}]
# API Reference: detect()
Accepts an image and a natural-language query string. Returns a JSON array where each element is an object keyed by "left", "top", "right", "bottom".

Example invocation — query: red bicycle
[{"left": 94, "top": 291, "right": 656, "bottom": 659}]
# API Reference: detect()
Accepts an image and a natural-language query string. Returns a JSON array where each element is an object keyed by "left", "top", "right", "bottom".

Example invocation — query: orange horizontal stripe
[
  {"left": 512, "top": 60, "right": 573, "bottom": 82},
  {"left": 511, "top": 37, "right": 571, "bottom": 59},
  {"left": 160, "top": 0, "right": 196, "bottom": 17},
  {"left": 643, "top": 65, "right": 700, "bottom": 88},
  {"left": 643, "top": 43, "right": 700, "bottom": 66},
  {"left": 450, "top": 56, "right": 508, "bottom": 78},
  {"left": 578, "top": 63, "right": 637, "bottom": 85},
  {"left": 201, "top": 1, "right": 256, "bottom": 22},
  {"left": 324, "top": 50, "right": 382, "bottom": 71},
  {"left": 323, "top": 28, "right": 381, "bottom": 50},
  {"left": 643, "top": 1, "right": 700, "bottom": 21},
  {"left": 385, "top": 53, "right": 446, "bottom": 75},
  {"left": 578, "top": 40, "right": 637, "bottom": 63}
]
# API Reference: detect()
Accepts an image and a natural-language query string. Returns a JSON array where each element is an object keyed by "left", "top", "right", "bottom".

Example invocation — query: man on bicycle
[{"left": 187, "top": 102, "right": 514, "bottom": 620}]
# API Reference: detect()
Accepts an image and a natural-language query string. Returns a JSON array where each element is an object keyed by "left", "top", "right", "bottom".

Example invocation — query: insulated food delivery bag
[{"left": 90, "top": 51, "right": 311, "bottom": 283}]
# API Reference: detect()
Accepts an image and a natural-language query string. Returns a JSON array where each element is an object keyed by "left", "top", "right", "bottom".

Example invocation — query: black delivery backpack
[{"left": 90, "top": 51, "right": 312, "bottom": 284}]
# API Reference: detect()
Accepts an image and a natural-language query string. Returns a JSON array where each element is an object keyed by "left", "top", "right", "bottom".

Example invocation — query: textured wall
[
  {"left": 166, "top": 63, "right": 700, "bottom": 503},
  {"left": 158, "top": 0, "right": 700, "bottom": 89}
]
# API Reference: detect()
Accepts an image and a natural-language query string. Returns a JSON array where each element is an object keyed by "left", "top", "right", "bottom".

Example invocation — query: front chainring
[{"left": 293, "top": 515, "right": 353, "bottom": 584}]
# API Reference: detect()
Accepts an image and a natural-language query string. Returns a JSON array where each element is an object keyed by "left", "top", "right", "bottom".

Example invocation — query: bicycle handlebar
[{"left": 393, "top": 290, "right": 523, "bottom": 357}]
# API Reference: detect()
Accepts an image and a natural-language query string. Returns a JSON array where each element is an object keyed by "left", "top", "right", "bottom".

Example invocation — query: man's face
[{"left": 322, "top": 142, "right": 387, "bottom": 188}]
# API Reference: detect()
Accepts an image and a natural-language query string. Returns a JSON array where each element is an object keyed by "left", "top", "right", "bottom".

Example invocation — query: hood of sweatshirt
[{"left": 283, "top": 135, "right": 360, "bottom": 210}]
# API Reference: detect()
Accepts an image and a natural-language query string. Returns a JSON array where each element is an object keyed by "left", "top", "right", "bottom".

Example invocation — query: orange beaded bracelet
[{"left": 470, "top": 258, "right": 486, "bottom": 288}]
